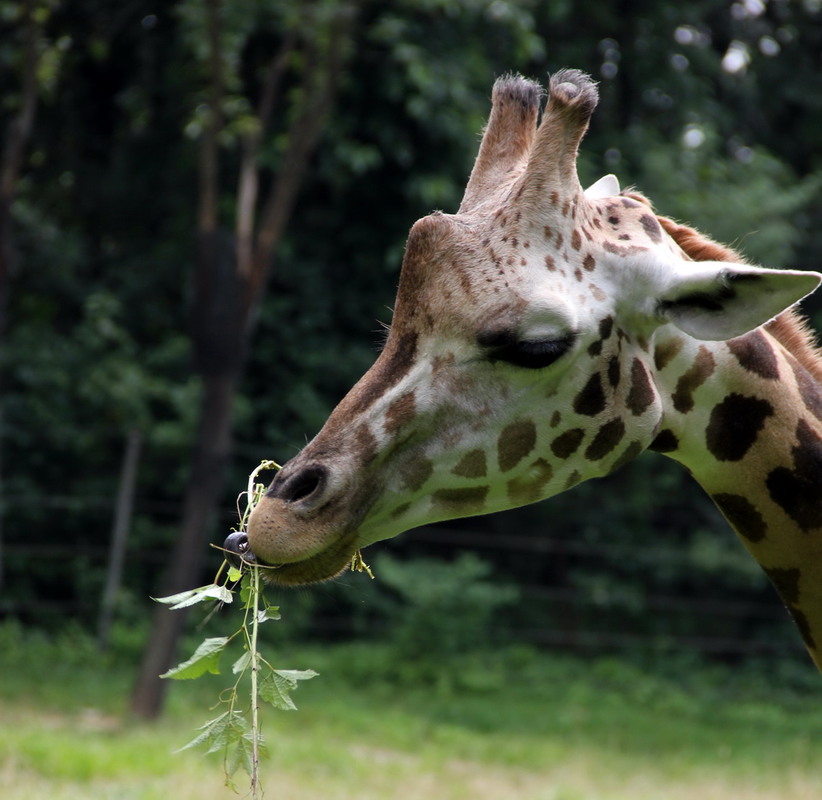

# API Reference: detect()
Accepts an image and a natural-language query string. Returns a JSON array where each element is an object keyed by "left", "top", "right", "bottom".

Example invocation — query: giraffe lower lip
[{"left": 246, "top": 538, "right": 358, "bottom": 586}]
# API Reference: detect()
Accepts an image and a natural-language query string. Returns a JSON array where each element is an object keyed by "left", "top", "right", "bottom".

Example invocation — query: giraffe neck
[{"left": 651, "top": 325, "right": 822, "bottom": 669}]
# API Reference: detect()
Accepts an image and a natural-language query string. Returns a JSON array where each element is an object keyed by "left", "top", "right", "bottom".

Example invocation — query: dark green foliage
[
  {"left": 2, "top": 0, "right": 822, "bottom": 670},
  {"left": 369, "top": 554, "right": 518, "bottom": 687}
]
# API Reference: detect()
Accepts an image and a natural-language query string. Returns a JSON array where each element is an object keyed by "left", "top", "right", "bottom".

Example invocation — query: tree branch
[
  {"left": 236, "top": 28, "right": 298, "bottom": 278},
  {"left": 1, "top": 0, "right": 39, "bottom": 197},
  {"left": 246, "top": 4, "right": 358, "bottom": 304}
]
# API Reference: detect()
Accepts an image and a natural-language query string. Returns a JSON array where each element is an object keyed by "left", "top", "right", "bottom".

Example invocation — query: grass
[{"left": 1, "top": 625, "right": 821, "bottom": 800}]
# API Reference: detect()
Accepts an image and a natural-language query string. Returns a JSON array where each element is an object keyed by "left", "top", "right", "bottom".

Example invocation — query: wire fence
[{"left": 0, "top": 495, "right": 807, "bottom": 662}]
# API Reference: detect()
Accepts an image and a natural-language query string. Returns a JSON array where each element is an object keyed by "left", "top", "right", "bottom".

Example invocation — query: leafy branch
[{"left": 154, "top": 460, "right": 318, "bottom": 796}]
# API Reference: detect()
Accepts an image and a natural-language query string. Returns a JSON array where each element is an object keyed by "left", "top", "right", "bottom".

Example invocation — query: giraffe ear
[
  {"left": 584, "top": 174, "right": 620, "bottom": 199},
  {"left": 659, "top": 262, "right": 822, "bottom": 341}
]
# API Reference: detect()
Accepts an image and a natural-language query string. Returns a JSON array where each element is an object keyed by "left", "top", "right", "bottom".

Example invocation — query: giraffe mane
[{"left": 624, "top": 191, "right": 822, "bottom": 385}]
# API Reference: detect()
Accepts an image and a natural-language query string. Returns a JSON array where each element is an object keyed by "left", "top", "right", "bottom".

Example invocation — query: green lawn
[{"left": 1, "top": 635, "right": 821, "bottom": 800}]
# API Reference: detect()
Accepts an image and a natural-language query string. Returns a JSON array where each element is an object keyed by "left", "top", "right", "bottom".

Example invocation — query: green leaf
[
  {"left": 259, "top": 673, "right": 297, "bottom": 711},
  {"left": 259, "top": 668, "right": 319, "bottom": 711},
  {"left": 227, "top": 565, "right": 244, "bottom": 582},
  {"left": 239, "top": 575, "right": 253, "bottom": 606},
  {"left": 225, "top": 731, "right": 268, "bottom": 779},
  {"left": 176, "top": 710, "right": 246, "bottom": 754},
  {"left": 153, "top": 584, "right": 233, "bottom": 610},
  {"left": 274, "top": 668, "right": 319, "bottom": 682},
  {"left": 257, "top": 606, "right": 281, "bottom": 623},
  {"left": 232, "top": 650, "right": 253, "bottom": 675},
  {"left": 161, "top": 636, "right": 229, "bottom": 680}
]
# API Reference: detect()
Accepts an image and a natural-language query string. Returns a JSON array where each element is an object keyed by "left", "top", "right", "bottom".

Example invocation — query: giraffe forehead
[{"left": 394, "top": 194, "right": 678, "bottom": 334}]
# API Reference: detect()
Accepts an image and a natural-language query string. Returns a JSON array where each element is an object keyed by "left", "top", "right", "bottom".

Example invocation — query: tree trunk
[
  {"left": 129, "top": 369, "right": 238, "bottom": 719},
  {"left": 98, "top": 429, "right": 142, "bottom": 650},
  {"left": 129, "top": 0, "right": 359, "bottom": 720}
]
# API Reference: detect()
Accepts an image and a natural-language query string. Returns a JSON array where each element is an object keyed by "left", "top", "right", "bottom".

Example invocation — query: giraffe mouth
[{"left": 222, "top": 529, "right": 358, "bottom": 586}]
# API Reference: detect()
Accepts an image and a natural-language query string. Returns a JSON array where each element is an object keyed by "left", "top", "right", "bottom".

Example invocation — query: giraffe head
[{"left": 233, "top": 71, "right": 821, "bottom": 585}]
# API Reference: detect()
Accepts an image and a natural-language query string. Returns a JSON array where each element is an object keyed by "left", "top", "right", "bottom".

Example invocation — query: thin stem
[{"left": 249, "top": 563, "right": 262, "bottom": 797}]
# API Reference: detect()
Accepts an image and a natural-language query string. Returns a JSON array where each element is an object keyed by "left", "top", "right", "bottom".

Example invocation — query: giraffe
[{"left": 226, "top": 70, "right": 822, "bottom": 670}]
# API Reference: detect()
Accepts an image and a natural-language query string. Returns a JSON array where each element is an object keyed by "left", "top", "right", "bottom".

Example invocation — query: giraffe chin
[
  {"left": 253, "top": 549, "right": 355, "bottom": 586},
  {"left": 243, "top": 496, "right": 361, "bottom": 586}
]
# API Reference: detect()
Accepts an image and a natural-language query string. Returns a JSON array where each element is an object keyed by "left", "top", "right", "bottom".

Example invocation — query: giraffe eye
[{"left": 478, "top": 331, "right": 577, "bottom": 369}]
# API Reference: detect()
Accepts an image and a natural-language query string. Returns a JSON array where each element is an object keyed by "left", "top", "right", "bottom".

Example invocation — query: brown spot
[
  {"left": 432, "top": 352, "right": 455, "bottom": 374},
  {"left": 550, "top": 410, "right": 562, "bottom": 427},
  {"left": 354, "top": 425, "right": 379, "bottom": 465},
  {"left": 727, "top": 330, "right": 780, "bottom": 380},
  {"left": 761, "top": 568, "right": 816, "bottom": 647},
  {"left": 545, "top": 254, "right": 556, "bottom": 271},
  {"left": 607, "top": 356, "right": 621, "bottom": 388},
  {"left": 457, "top": 266, "right": 476, "bottom": 299},
  {"left": 588, "top": 340, "right": 603, "bottom": 357},
  {"left": 498, "top": 419, "right": 537, "bottom": 472},
  {"left": 705, "top": 394, "right": 774, "bottom": 462},
  {"left": 766, "top": 418, "right": 822, "bottom": 531},
  {"left": 565, "top": 470, "right": 582, "bottom": 490},
  {"left": 672, "top": 346, "right": 716, "bottom": 413},
  {"left": 712, "top": 493, "right": 767, "bottom": 543},
  {"left": 574, "top": 373, "right": 606, "bottom": 417},
  {"left": 551, "top": 428, "right": 585, "bottom": 459},
  {"left": 347, "top": 332, "right": 418, "bottom": 415},
  {"left": 590, "top": 284, "right": 606, "bottom": 302},
  {"left": 649, "top": 429, "right": 679, "bottom": 453},
  {"left": 574, "top": 268, "right": 583, "bottom": 282},
  {"left": 604, "top": 240, "right": 647, "bottom": 257},
  {"left": 791, "top": 358, "right": 822, "bottom": 422},
  {"left": 610, "top": 440, "right": 643, "bottom": 471},
  {"left": 550, "top": 191, "right": 559, "bottom": 205},
  {"left": 562, "top": 200, "right": 571, "bottom": 217},
  {"left": 383, "top": 391, "right": 417, "bottom": 436},
  {"left": 640, "top": 213, "right": 662, "bottom": 243},
  {"left": 452, "top": 449, "right": 487, "bottom": 479},
  {"left": 763, "top": 566, "right": 801, "bottom": 605},
  {"left": 608, "top": 215, "right": 620, "bottom": 226},
  {"left": 390, "top": 502, "right": 411, "bottom": 520},
  {"left": 789, "top": 609, "right": 816, "bottom": 650},
  {"left": 401, "top": 457, "right": 433, "bottom": 492},
  {"left": 618, "top": 234, "right": 631, "bottom": 241},
  {"left": 592, "top": 217, "right": 602, "bottom": 229},
  {"left": 599, "top": 317, "right": 614, "bottom": 341},
  {"left": 585, "top": 418, "right": 626, "bottom": 460},
  {"left": 507, "top": 458, "right": 554, "bottom": 505},
  {"left": 571, "top": 230, "right": 582, "bottom": 250},
  {"left": 626, "top": 358, "right": 655, "bottom": 415},
  {"left": 583, "top": 253, "right": 596, "bottom": 271},
  {"left": 556, "top": 233, "right": 564, "bottom": 249},
  {"left": 654, "top": 337, "right": 684, "bottom": 371},
  {"left": 432, "top": 485, "right": 489, "bottom": 512}
]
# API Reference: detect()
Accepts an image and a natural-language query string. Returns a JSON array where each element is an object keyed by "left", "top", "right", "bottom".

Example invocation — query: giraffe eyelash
[{"left": 478, "top": 331, "right": 578, "bottom": 369}]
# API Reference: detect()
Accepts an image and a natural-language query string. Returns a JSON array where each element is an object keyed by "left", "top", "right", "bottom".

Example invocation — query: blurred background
[{"left": 2, "top": 0, "right": 822, "bottom": 720}]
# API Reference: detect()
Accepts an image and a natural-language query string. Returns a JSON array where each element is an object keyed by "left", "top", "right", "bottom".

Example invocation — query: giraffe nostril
[{"left": 269, "top": 465, "right": 328, "bottom": 505}]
